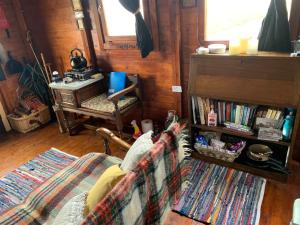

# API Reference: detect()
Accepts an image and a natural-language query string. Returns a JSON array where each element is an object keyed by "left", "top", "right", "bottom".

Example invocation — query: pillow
[
  {"left": 53, "top": 192, "right": 87, "bottom": 225},
  {"left": 120, "top": 131, "right": 154, "bottom": 171},
  {"left": 85, "top": 165, "right": 127, "bottom": 215}
]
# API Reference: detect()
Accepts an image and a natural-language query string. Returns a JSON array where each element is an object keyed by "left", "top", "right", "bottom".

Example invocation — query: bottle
[
  {"left": 207, "top": 106, "right": 217, "bottom": 127},
  {"left": 165, "top": 110, "right": 176, "bottom": 129},
  {"left": 282, "top": 112, "right": 294, "bottom": 140}
]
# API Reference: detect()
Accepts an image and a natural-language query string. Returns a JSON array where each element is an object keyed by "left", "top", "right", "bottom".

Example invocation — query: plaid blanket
[
  {"left": 0, "top": 124, "right": 189, "bottom": 225},
  {"left": 82, "top": 127, "right": 190, "bottom": 225},
  {"left": 0, "top": 153, "right": 122, "bottom": 225}
]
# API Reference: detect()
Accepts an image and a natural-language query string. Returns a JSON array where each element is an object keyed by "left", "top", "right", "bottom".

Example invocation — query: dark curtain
[
  {"left": 119, "top": 0, "right": 153, "bottom": 58},
  {"left": 258, "top": 0, "right": 291, "bottom": 52}
]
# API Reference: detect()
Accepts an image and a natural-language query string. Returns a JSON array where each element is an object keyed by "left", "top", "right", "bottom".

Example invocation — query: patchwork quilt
[{"left": 0, "top": 153, "right": 121, "bottom": 225}]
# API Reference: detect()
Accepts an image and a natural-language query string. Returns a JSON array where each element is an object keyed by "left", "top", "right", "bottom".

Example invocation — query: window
[
  {"left": 200, "top": 0, "right": 292, "bottom": 44},
  {"left": 101, "top": 0, "right": 144, "bottom": 36},
  {"left": 95, "top": 0, "right": 158, "bottom": 50}
]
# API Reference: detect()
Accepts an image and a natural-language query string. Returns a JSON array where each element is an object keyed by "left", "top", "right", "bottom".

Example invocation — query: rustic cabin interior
[{"left": 0, "top": 0, "right": 300, "bottom": 224}]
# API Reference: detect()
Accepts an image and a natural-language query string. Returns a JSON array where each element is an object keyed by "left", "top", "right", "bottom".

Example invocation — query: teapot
[{"left": 70, "top": 48, "right": 87, "bottom": 70}]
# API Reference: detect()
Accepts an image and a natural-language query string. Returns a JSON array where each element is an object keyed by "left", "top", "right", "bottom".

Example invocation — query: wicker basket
[
  {"left": 194, "top": 141, "right": 246, "bottom": 162},
  {"left": 7, "top": 106, "right": 51, "bottom": 133}
]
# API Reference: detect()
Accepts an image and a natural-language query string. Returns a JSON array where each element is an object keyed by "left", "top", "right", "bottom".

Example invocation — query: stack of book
[
  {"left": 191, "top": 96, "right": 257, "bottom": 128},
  {"left": 255, "top": 108, "right": 284, "bottom": 128},
  {"left": 255, "top": 108, "right": 285, "bottom": 141}
]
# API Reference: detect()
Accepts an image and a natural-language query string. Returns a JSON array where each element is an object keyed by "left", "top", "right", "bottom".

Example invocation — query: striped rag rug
[
  {"left": 172, "top": 159, "right": 266, "bottom": 225},
  {"left": 0, "top": 148, "right": 77, "bottom": 214}
]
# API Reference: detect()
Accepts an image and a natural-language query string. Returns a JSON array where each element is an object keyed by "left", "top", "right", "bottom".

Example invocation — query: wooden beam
[
  {"left": 11, "top": 0, "right": 34, "bottom": 61},
  {"left": 89, "top": 0, "right": 105, "bottom": 51},
  {"left": 170, "top": 0, "right": 182, "bottom": 116},
  {"left": 80, "top": 0, "right": 97, "bottom": 68}
]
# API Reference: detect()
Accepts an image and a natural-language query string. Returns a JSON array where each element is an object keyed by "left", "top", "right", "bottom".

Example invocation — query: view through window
[
  {"left": 101, "top": 0, "right": 144, "bottom": 36},
  {"left": 206, "top": 0, "right": 292, "bottom": 41}
]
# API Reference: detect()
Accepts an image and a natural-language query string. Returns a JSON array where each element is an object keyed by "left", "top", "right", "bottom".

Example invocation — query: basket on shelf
[
  {"left": 194, "top": 141, "right": 246, "bottom": 162},
  {"left": 7, "top": 106, "right": 50, "bottom": 133}
]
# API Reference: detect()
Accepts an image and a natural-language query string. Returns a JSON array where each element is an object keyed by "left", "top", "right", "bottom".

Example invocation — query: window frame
[
  {"left": 198, "top": 0, "right": 229, "bottom": 47},
  {"left": 95, "top": 0, "right": 159, "bottom": 51}
]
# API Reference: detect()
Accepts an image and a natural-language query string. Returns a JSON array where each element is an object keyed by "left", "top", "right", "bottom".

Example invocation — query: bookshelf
[
  {"left": 188, "top": 52, "right": 300, "bottom": 182},
  {"left": 192, "top": 124, "right": 291, "bottom": 147}
]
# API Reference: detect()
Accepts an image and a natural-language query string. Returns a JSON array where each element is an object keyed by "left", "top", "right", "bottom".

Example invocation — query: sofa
[{"left": 0, "top": 123, "right": 190, "bottom": 225}]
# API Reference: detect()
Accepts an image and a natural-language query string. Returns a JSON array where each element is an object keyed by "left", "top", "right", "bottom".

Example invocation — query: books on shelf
[
  {"left": 190, "top": 96, "right": 290, "bottom": 141},
  {"left": 191, "top": 96, "right": 258, "bottom": 128}
]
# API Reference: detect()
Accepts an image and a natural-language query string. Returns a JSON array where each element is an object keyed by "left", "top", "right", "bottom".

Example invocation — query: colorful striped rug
[
  {"left": 173, "top": 159, "right": 266, "bottom": 225},
  {"left": 0, "top": 148, "right": 77, "bottom": 214}
]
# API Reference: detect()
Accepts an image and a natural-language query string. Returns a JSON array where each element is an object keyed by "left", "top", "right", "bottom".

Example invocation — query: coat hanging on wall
[
  {"left": 258, "top": 0, "right": 291, "bottom": 52},
  {"left": 118, "top": 0, "right": 153, "bottom": 58},
  {"left": 0, "top": 3, "right": 10, "bottom": 38}
]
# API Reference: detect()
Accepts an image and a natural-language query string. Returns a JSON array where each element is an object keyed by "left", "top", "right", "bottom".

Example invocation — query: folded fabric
[
  {"left": 120, "top": 130, "right": 154, "bottom": 171},
  {"left": 52, "top": 192, "right": 87, "bottom": 225},
  {"left": 84, "top": 165, "right": 127, "bottom": 215}
]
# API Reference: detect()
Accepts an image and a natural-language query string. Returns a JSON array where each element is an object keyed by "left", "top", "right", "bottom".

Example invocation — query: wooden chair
[
  {"left": 79, "top": 74, "right": 142, "bottom": 136},
  {"left": 97, "top": 127, "right": 131, "bottom": 155}
]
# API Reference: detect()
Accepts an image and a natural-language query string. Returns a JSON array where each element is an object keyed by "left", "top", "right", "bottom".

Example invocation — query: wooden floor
[{"left": 0, "top": 123, "right": 299, "bottom": 225}]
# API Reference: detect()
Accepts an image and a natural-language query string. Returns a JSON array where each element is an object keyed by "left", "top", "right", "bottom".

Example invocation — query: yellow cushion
[{"left": 85, "top": 165, "right": 127, "bottom": 215}]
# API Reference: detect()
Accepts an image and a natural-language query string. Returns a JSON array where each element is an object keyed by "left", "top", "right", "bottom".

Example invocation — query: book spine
[
  {"left": 205, "top": 98, "right": 211, "bottom": 125},
  {"left": 248, "top": 106, "right": 257, "bottom": 127},
  {"left": 244, "top": 107, "right": 250, "bottom": 126},
  {"left": 270, "top": 109, "right": 277, "bottom": 119},
  {"left": 226, "top": 102, "right": 231, "bottom": 122},
  {"left": 222, "top": 102, "right": 226, "bottom": 124},
  {"left": 275, "top": 110, "right": 282, "bottom": 120},
  {"left": 194, "top": 96, "right": 200, "bottom": 123},
  {"left": 197, "top": 97, "right": 205, "bottom": 125},
  {"left": 239, "top": 105, "right": 244, "bottom": 125},
  {"left": 241, "top": 106, "right": 247, "bottom": 125},
  {"left": 235, "top": 105, "right": 241, "bottom": 124},
  {"left": 191, "top": 96, "right": 197, "bottom": 124},
  {"left": 266, "top": 109, "right": 272, "bottom": 118},
  {"left": 230, "top": 103, "right": 235, "bottom": 122},
  {"left": 218, "top": 101, "right": 222, "bottom": 125}
]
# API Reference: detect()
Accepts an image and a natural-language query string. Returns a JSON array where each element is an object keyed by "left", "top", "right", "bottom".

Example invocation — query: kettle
[{"left": 70, "top": 48, "right": 87, "bottom": 70}]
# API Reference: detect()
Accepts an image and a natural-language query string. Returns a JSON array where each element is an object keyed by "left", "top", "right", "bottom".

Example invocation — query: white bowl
[{"left": 208, "top": 44, "right": 226, "bottom": 54}]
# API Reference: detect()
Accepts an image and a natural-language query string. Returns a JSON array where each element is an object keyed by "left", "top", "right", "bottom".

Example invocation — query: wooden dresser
[{"left": 188, "top": 52, "right": 300, "bottom": 181}]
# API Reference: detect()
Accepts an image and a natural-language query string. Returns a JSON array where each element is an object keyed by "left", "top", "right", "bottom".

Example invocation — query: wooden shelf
[
  {"left": 188, "top": 54, "right": 300, "bottom": 182},
  {"left": 192, "top": 124, "right": 291, "bottom": 147},
  {"left": 191, "top": 151, "right": 288, "bottom": 182}
]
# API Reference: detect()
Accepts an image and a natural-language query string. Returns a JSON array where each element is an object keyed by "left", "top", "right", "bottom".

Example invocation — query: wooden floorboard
[{"left": 0, "top": 123, "right": 299, "bottom": 225}]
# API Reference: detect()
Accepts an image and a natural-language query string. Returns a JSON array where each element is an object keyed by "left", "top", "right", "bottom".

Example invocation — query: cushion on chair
[{"left": 81, "top": 93, "right": 137, "bottom": 113}]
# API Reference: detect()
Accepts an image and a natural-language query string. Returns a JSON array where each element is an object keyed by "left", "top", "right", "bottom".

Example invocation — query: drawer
[
  {"left": 55, "top": 89, "right": 77, "bottom": 107},
  {"left": 54, "top": 80, "right": 107, "bottom": 108},
  {"left": 75, "top": 81, "right": 106, "bottom": 105}
]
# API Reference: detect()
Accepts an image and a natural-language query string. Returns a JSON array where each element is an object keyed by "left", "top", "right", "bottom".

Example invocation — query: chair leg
[
  {"left": 140, "top": 103, "right": 144, "bottom": 121},
  {"left": 103, "top": 139, "right": 111, "bottom": 155},
  {"left": 115, "top": 115, "right": 124, "bottom": 138}
]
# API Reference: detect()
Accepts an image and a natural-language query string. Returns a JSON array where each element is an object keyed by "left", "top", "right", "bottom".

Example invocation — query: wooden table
[{"left": 49, "top": 76, "right": 106, "bottom": 134}]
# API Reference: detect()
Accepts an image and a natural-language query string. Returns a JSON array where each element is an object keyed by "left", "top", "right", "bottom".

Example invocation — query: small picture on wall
[{"left": 182, "top": 0, "right": 196, "bottom": 8}]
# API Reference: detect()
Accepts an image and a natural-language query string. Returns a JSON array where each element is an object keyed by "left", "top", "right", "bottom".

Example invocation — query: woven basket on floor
[
  {"left": 194, "top": 142, "right": 246, "bottom": 162},
  {"left": 7, "top": 106, "right": 50, "bottom": 133}
]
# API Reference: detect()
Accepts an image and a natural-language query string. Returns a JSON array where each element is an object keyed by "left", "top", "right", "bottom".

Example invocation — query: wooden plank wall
[
  {"left": 0, "top": 0, "right": 28, "bottom": 113},
  {"left": 20, "top": 0, "right": 84, "bottom": 74}
]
